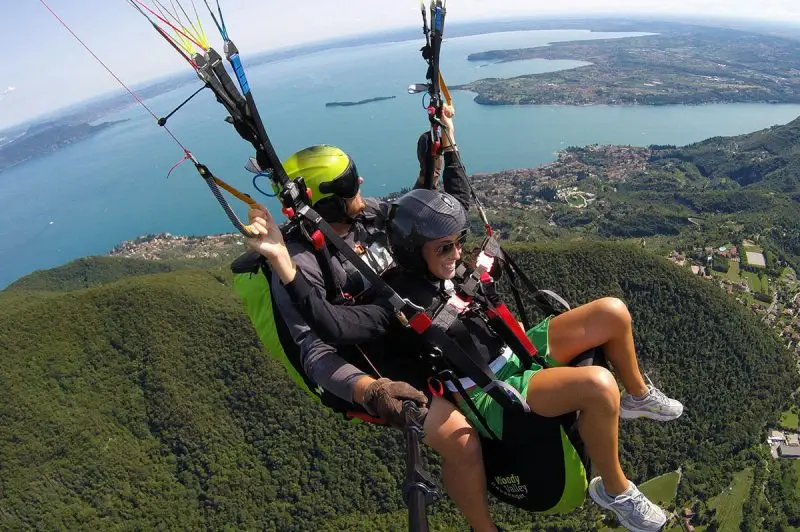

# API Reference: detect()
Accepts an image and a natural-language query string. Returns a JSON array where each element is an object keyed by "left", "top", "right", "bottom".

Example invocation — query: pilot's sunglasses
[
  {"left": 318, "top": 159, "right": 360, "bottom": 199},
  {"left": 434, "top": 231, "right": 468, "bottom": 256}
]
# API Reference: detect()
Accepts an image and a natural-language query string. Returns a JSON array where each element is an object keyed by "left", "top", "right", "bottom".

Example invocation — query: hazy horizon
[{"left": 3, "top": 8, "right": 800, "bottom": 131}]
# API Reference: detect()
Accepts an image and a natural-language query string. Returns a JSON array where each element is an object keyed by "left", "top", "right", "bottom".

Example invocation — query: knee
[
  {"left": 447, "top": 429, "right": 483, "bottom": 467},
  {"left": 597, "top": 297, "right": 632, "bottom": 330},
  {"left": 584, "top": 367, "right": 620, "bottom": 412},
  {"left": 427, "top": 422, "right": 483, "bottom": 466},
  {"left": 423, "top": 400, "right": 483, "bottom": 464}
]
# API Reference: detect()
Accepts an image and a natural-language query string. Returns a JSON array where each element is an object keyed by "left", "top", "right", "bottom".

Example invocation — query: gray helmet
[{"left": 387, "top": 189, "right": 468, "bottom": 273}]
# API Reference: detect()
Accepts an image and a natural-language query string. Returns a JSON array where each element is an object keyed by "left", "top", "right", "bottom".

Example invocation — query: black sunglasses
[
  {"left": 318, "top": 159, "right": 360, "bottom": 199},
  {"left": 434, "top": 231, "right": 468, "bottom": 256}
]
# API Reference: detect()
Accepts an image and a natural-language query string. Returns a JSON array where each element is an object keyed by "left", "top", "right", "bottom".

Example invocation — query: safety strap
[
  {"left": 415, "top": 316, "right": 531, "bottom": 415},
  {"left": 453, "top": 237, "right": 539, "bottom": 365},
  {"left": 437, "top": 370, "right": 501, "bottom": 441},
  {"left": 314, "top": 244, "right": 345, "bottom": 303},
  {"left": 408, "top": 276, "right": 532, "bottom": 416},
  {"left": 289, "top": 204, "right": 428, "bottom": 326},
  {"left": 497, "top": 252, "right": 532, "bottom": 330},
  {"left": 499, "top": 247, "right": 572, "bottom": 316}
]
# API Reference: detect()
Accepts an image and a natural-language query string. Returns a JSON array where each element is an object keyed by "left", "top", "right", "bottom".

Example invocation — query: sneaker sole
[
  {"left": 588, "top": 479, "right": 668, "bottom": 532},
  {"left": 620, "top": 408, "right": 683, "bottom": 421}
]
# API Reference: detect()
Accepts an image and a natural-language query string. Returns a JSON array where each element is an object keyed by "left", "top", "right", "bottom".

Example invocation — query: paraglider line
[
  {"left": 39, "top": 0, "right": 192, "bottom": 155},
  {"left": 126, "top": 0, "right": 198, "bottom": 67},
  {"left": 130, "top": 0, "right": 205, "bottom": 49}
]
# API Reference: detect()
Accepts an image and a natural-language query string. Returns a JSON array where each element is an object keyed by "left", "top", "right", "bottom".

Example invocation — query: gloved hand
[{"left": 362, "top": 378, "right": 429, "bottom": 428}]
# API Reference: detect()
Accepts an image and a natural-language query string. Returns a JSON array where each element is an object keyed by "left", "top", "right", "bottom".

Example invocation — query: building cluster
[
  {"left": 666, "top": 242, "right": 799, "bottom": 360},
  {"left": 470, "top": 144, "right": 650, "bottom": 210},
  {"left": 667, "top": 250, "right": 711, "bottom": 278},
  {"left": 768, "top": 429, "right": 800, "bottom": 459},
  {"left": 109, "top": 232, "right": 244, "bottom": 261}
]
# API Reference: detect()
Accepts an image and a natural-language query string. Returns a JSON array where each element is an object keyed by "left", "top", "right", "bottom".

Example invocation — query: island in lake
[{"left": 325, "top": 96, "right": 396, "bottom": 107}]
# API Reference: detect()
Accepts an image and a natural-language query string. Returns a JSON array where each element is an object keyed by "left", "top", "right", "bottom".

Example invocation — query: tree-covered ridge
[
  {"left": 0, "top": 270, "right": 431, "bottom": 530},
  {"left": 651, "top": 115, "right": 800, "bottom": 193},
  {"left": 1, "top": 242, "right": 795, "bottom": 529},
  {"left": 5, "top": 256, "right": 180, "bottom": 292}
]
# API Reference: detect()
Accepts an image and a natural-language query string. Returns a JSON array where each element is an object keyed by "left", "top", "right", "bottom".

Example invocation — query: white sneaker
[
  {"left": 620, "top": 385, "right": 683, "bottom": 421},
  {"left": 588, "top": 477, "right": 668, "bottom": 532}
]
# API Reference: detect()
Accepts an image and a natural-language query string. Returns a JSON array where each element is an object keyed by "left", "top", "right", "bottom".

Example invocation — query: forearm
[
  {"left": 272, "top": 276, "right": 369, "bottom": 403},
  {"left": 441, "top": 150, "right": 470, "bottom": 210},
  {"left": 282, "top": 270, "right": 394, "bottom": 344},
  {"left": 414, "top": 127, "right": 457, "bottom": 190},
  {"left": 270, "top": 253, "right": 297, "bottom": 284},
  {"left": 304, "top": 350, "right": 370, "bottom": 403}
]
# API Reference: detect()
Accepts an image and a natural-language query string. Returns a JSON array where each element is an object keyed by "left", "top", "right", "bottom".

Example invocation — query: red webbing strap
[
  {"left": 486, "top": 303, "right": 537, "bottom": 357},
  {"left": 346, "top": 411, "right": 387, "bottom": 424},
  {"left": 427, "top": 377, "right": 444, "bottom": 398},
  {"left": 408, "top": 292, "right": 471, "bottom": 334},
  {"left": 472, "top": 244, "right": 538, "bottom": 360},
  {"left": 409, "top": 312, "right": 433, "bottom": 334}
]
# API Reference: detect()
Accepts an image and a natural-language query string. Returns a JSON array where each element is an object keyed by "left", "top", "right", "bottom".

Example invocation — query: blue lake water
[{"left": 3, "top": 29, "right": 800, "bottom": 288}]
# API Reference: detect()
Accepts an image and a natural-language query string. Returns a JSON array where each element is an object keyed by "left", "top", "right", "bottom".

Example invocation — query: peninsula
[
  {"left": 325, "top": 95, "right": 396, "bottom": 107},
  {"left": 0, "top": 120, "right": 125, "bottom": 173},
  {"left": 453, "top": 24, "right": 800, "bottom": 106}
]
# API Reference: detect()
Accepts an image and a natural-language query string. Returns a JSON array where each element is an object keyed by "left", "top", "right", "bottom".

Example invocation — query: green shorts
[{"left": 458, "top": 316, "right": 560, "bottom": 439}]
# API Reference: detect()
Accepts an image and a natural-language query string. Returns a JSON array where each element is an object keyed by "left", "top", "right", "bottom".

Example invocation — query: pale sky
[{"left": 2, "top": 0, "right": 800, "bottom": 130}]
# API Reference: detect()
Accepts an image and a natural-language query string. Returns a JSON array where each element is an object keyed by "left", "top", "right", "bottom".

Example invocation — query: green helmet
[{"left": 281, "top": 145, "right": 360, "bottom": 223}]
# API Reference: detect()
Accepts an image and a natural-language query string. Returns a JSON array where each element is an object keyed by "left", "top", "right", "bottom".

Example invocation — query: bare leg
[
  {"left": 423, "top": 396, "right": 496, "bottom": 532},
  {"left": 526, "top": 366, "right": 629, "bottom": 496},
  {"left": 547, "top": 297, "right": 648, "bottom": 397}
]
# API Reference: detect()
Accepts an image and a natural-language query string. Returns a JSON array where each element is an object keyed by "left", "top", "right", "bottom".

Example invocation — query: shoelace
[
  {"left": 648, "top": 387, "right": 671, "bottom": 406},
  {"left": 612, "top": 488, "right": 653, "bottom": 517}
]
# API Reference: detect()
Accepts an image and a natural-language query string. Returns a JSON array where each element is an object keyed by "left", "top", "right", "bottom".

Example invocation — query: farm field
[{"left": 695, "top": 468, "right": 753, "bottom": 532}]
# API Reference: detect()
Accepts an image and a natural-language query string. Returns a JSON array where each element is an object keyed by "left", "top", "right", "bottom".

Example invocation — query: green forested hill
[
  {"left": 0, "top": 270, "right": 420, "bottom": 530},
  {"left": 1, "top": 242, "right": 795, "bottom": 530},
  {"left": 5, "top": 256, "right": 180, "bottom": 292},
  {"left": 657, "top": 115, "right": 800, "bottom": 193},
  {"left": 642, "top": 118, "right": 800, "bottom": 268}
]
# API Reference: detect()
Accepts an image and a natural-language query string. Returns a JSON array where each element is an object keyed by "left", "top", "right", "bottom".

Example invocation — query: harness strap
[
  {"left": 409, "top": 291, "right": 531, "bottom": 415},
  {"left": 295, "top": 204, "right": 425, "bottom": 322},
  {"left": 429, "top": 292, "right": 470, "bottom": 331},
  {"left": 463, "top": 237, "right": 539, "bottom": 367},
  {"left": 498, "top": 254, "right": 531, "bottom": 330},
  {"left": 534, "top": 289, "right": 572, "bottom": 314},
  {"left": 312, "top": 244, "right": 344, "bottom": 303},
  {"left": 485, "top": 303, "right": 537, "bottom": 366},
  {"left": 499, "top": 247, "right": 572, "bottom": 315},
  {"left": 439, "top": 369, "right": 501, "bottom": 441}
]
